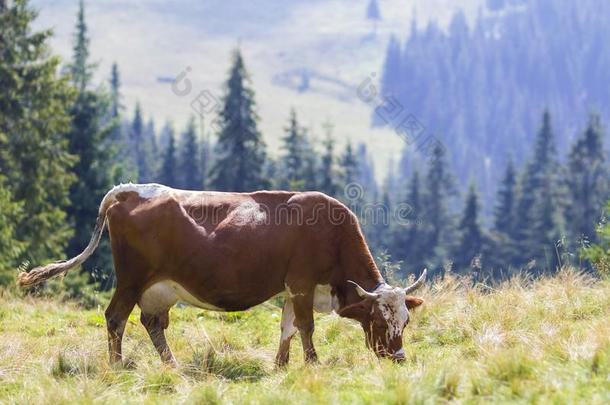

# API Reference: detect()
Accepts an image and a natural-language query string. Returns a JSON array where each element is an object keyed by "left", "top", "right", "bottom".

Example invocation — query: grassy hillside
[{"left": 1, "top": 269, "right": 609, "bottom": 404}]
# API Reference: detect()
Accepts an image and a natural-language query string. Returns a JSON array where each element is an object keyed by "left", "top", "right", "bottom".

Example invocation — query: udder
[{"left": 139, "top": 280, "right": 224, "bottom": 314}]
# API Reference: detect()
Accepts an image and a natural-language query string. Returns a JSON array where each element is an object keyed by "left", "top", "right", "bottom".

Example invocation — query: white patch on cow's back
[
  {"left": 313, "top": 284, "right": 340, "bottom": 313},
  {"left": 109, "top": 182, "right": 171, "bottom": 200},
  {"left": 375, "top": 285, "right": 409, "bottom": 341},
  {"left": 139, "top": 280, "right": 223, "bottom": 314},
  {"left": 232, "top": 201, "right": 267, "bottom": 225}
]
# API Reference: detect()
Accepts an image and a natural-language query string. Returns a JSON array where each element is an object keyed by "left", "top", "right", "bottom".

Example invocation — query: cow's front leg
[
  {"left": 292, "top": 291, "right": 318, "bottom": 364},
  {"left": 275, "top": 297, "right": 298, "bottom": 368}
]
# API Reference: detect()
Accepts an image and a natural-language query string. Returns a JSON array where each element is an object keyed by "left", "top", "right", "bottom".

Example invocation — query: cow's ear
[
  {"left": 405, "top": 296, "right": 424, "bottom": 310},
  {"left": 338, "top": 300, "right": 369, "bottom": 321}
]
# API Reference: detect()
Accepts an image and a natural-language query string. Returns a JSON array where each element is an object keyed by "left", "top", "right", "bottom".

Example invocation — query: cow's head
[{"left": 339, "top": 269, "right": 426, "bottom": 362}]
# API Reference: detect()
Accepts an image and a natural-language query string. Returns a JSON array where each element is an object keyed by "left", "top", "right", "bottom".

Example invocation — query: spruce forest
[{"left": 1, "top": 0, "right": 610, "bottom": 294}]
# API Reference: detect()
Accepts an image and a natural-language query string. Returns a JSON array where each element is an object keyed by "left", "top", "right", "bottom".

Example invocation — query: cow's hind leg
[
  {"left": 141, "top": 311, "right": 177, "bottom": 366},
  {"left": 275, "top": 298, "right": 298, "bottom": 368},
  {"left": 105, "top": 289, "right": 137, "bottom": 366}
]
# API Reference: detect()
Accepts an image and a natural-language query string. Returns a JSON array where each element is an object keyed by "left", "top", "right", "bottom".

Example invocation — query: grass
[{"left": 0, "top": 268, "right": 609, "bottom": 404}]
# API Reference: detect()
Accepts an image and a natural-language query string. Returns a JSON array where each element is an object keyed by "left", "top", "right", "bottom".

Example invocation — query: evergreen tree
[
  {"left": 198, "top": 116, "right": 211, "bottom": 189},
  {"left": 366, "top": 0, "right": 381, "bottom": 34},
  {"left": 109, "top": 62, "right": 121, "bottom": 119},
  {"left": 281, "top": 109, "right": 307, "bottom": 190},
  {"left": 380, "top": 35, "right": 401, "bottom": 100},
  {"left": 0, "top": 175, "right": 25, "bottom": 284},
  {"left": 301, "top": 137, "right": 319, "bottom": 191},
  {"left": 159, "top": 125, "right": 178, "bottom": 187},
  {"left": 340, "top": 140, "right": 359, "bottom": 186},
  {"left": 366, "top": 0, "right": 381, "bottom": 20},
  {"left": 514, "top": 111, "right": 564, "bottom": 272},
  {"left": 565, "top": 115, "right": 609, "bottom": 249},
  {"left": 130, "top": 102, "right": 151, "bottom": 181},
  {"left": 356, "top": 143, "right": 378, "bottom": 200},
  {"left": 210, "top": 50, "right": 267, "bottom": 192},
  {"left": 383, "top": 156, "right": 398, "bottom": 204},
  {"left": 369, "top": 188, "right": 392, "bottom": 253},
  {"left": 319, "top": 126, "right": 339, "bottom": 197},
  {"left": 453, "top": 184, "right": 486, "bottom": 273},
  {"left": 488, "top": 159, "right": 518, "bottom": 270},
  {"left": 179, "top": 117, "right": 202, "bottom": 190},
  {"left": 64, "top": 0, "right": 116, "bottom": 285},
  {"left": 69, "top": 0, "right": 92, "bottom": 92},
  {"left": 106, "top": 62, "right": 134, "bottom": 183},
  {"left": 493, "top": 159, "right": 517, "bottom": 235},
  {"left": 143, "top": 118, "right": 158, "bottom": 181},
  {"left": 340, "top": 140, "right": 361, "bottom": 211},
  {"left": 421, "top": 143, "right": 457, "bottom": 272},
  {"left": 390, "top": 169, "right": 425, "bottom": 275},
  {"left": 0, "top": 0, "right": 76, "bottom": 268}
]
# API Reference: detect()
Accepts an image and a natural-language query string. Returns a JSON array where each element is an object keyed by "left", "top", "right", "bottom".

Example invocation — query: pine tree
[
  {"left": 144, "top": 118, "right": 158, "bottom": 181},
  {"left": 366, "top": 0, "right": 381, "bottom": 34},
  {"left": 106, "top": 62, "right": 134, "bottom": 183},
  {"left": 179, "top": 117, "right": 202, "bottom": 190},
  {"left": 488, "top": 159, "right": 518, "bottom": 271},
  {"left": 198, "top": 116, "right": 211, "bottom": 190},
  {"left": 0, "top": 175, "right": 25, "bottom": 284},
  {"left": 369, "top": 189, "right": 392, "bottom": 252},
  {"left": 390, "top": 169, "right": 425, "bottom": 275},
  {"left": 356, "top": 143, "right": 378, "bottom": 200},
  {"left": 340, "top": 140, "right": 361, "bottom": 211},
  {"left": 159, "top": 125, "right": 178, "bottom": 187},
  {"left": 383, "top": 156, "right": 398, "bottom": 203},
  {"left": 565, "top": 115, "right": 609, "bottom": 250},
  {"left": 514, "top": 110, "right": 564, "bottom": 272},
  {"left": 340, "top": 141, "right": 359, "bottom": 186},
  {"left": 422, "top": 143, "right": 457, "bottom": 272},
  {"left": 319, "top": 126, "right": 339, "bottom": 197},
  {"left": 210, "top": 50, "right": 267, "bottom": 192},
  {"left": 130, "top": 103, "right": 151, "bottom": 181},
  {"left": 65, "top": 0, "right": 116, "bottom": 285},
  {"left": 301, "top": 138, "right": 319, "bottom": 191},
  {"left": 109, "top": 62, "right": 121, "bottom": 119},
  {"left": 366, "top": 0, "right": 381, "bottom": 20},
  {"left": 69, "top": 0, "right": 92, "bottom": 92},
  {"left": 493, "top": 159, "right": 517, "bottom": 236},
  {"left": 281, "top": 109, "right": 307, "bottom": 190},
  {"left": 453, "top": 184, "right": 485, "bottom": 273},
  {"left": 380, "top": 35, "right": 401, "bottom": 100},
  {"left": 0, "top": 0, "right": 76, "bottom": 268}
]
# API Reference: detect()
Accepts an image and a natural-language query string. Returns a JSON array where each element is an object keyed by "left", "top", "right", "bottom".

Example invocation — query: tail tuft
[
  {"left": 17, "top": 195, "right": 112, "bottom": 288},
  {"left": 17, "top": 262, "right": 70, "bottom": 288}
]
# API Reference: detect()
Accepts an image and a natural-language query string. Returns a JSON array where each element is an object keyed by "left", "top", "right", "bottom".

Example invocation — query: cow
[{"left": 18, "top": 183, "right": 426, "bottom": 367}]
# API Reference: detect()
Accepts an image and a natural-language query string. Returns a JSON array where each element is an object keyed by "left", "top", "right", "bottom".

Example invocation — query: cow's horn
[
  {"left": 404, "top": 268, "right": 427, "bottom": 294},
  {"left": 347, "top": 280, "right": 380, "bottom": 300}
]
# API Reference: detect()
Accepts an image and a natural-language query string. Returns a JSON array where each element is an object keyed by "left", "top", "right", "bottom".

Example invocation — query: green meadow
[{"left": 1, "top": 269, "right": 609, "bottom": 404}]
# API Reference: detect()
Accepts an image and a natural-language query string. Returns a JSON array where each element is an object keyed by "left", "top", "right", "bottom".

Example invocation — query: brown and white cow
[{"left": 18, "top": 183, "right": 425, "bottom": 366}]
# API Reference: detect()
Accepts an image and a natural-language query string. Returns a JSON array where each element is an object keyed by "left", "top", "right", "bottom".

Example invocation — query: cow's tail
[{"left": 17, "top": 187, "right": 119, "bottom": 288}]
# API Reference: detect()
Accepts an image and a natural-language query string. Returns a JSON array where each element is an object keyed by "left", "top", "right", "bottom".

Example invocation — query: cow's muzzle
[{"left": 391, "top": 348, "right": 405, "bottom": 363}]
